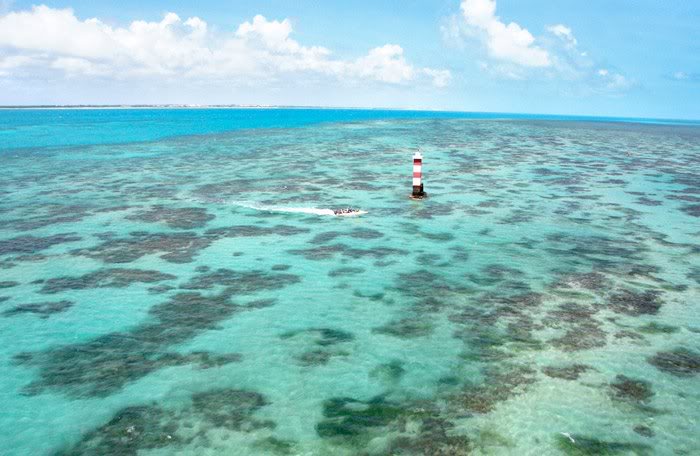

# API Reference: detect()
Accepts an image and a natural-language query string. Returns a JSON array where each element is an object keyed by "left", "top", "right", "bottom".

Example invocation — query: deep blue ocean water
[
  {"left": 2, "top": 108, "right": 698, "bottom": 150},
  {"left": 0, "top": 109, "right": 699, "bottom": 455}
]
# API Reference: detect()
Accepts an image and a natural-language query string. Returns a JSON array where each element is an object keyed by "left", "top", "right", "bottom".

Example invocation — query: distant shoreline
[{"left": 0, "top": 104, "right": 438, "bottom": 111}]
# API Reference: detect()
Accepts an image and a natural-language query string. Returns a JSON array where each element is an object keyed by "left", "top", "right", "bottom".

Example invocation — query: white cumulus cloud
[
  {"left": 352, "top": 44, "right": 414, "bottom": 84},
  {"left": 597, "top": 68, "right": 629, "bottom": 89},
  {"left": 460, "top": 0, "right": 550, "bottom": 67},
  {"left": 667, "top": 71, "right": 699, "bottom": 82},
  {"left": 0, "top": 6, "right": 450, "bottom": 88},
  {"left": 422, "top": 68, "right": 452, "bottom": 88},
  {"left": 446, "top": 0, "right": 630, "bottom": 93},
  {"left": 547, "top": 24, "right": 577, "bottom": 49}
]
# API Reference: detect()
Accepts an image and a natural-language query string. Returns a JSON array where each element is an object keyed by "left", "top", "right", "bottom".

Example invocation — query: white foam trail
[
  {"left": 173, "top": 193, "right": 340, "bottom": 216},
  {"left": 560, "top": 433, "right": 575, "bottom": 443},
  {"left": 232, "top": 201, "right": 335, "bottom": 216}
]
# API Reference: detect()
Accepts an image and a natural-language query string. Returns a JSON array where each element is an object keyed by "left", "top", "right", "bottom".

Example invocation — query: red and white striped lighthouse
[{"left": 411, "top": 151, "right": 426, "bottom": 199}]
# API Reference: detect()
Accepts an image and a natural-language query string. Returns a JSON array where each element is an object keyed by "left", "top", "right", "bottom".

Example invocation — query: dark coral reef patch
[
  {"left": 40, "top": 268, "right": 176, "bottom": 294},
  {"left": 73, "top": 224, "right": 308, "bottom": 264},
  {"left": 387, "top": 417, "right": 471, "bottom": 455},
  {"left": 14, "top": 292, "right": 242, "bottom": 397},
  {"left": 57, "top": 404, "right": 178, "bottom": 455},
  {"left": 555, "top": 433, "right": 652, "bottom": 455},
  {"left": 126, "top": 205, "right": 215, "bottom": 229},
  {"left": 542, "top": 364, "right": 592, "bottom": 381},
  {"left": 453, "top": 365, "right": 536, "bottom": 414},
  {"left": 373, "top": 317, "right": 434, "bottom": 339},
  {"left": 633, "top": 424, "right": 654, "bottom": 438},
  {"left": 545, "top": 233, "right": 646, "bottom": 266},
  {"left": 58, "top": 388, "right": 274, "bottom": 455},
  {"left": 180, "top": 268, "right": 300, "bottom": 293},
  {"left": 72, "top": 232, "right": 213, "bottom": 264},
  {"left": 544, "top": 302, "right": 607, "bottom": 352},
  {"left": 647, "top": 348, "right": 700, "bottom": 377},
  {"left": 637, "top": 322, "right": 678, "bottom": 334},
  {"left": 191, "top": 388, "right": 275, "bottom": 432},
  {"left": 315, "top": 396, "right": 404, "bottom": 438},
  {"left": 680, "top": 204, "right": 700, "bottom": 217},
  {"left": 328, "top": 267, "right": 365, "bottom": 277},
  {"left": 281, "top": 328, "right": 354, "bottom": 366},
  {"left": 289, "top": 243, "right": 407, "bottom": 261},
  {"left": 609, "top": 290, "right": 662, "bottom": 316},
  {"left": 550, "top": 324, "right": 607, "bottom": 352},
  {"left": 15, "top": 268, "right": 298, "bottom": 397},
  {"left": 3, "top": 300, "right": 73, "bottom": 318},
  {"left": 309, "top": 228, "right": 383, "bottom": 244},
  {"left": 369, "top": 360, "right": 405, "bottom": 385},
  {"left": 3, "top": 204, "right": 92, "bottom": 231},
  {"left": 205, "top": 224, "right": 309, "bottom": 238},
  {"left": 252, "top": 436, "right": 297, "bottom": 455},
  {"left": 0, "top": 233, "right": 81, "bottom": 255},
  {"left": 280, "top": 328, "right": 354, "bottom": 346},
  {"left": 608, "top": 375, "right": 654, "bottom": 404},
  {"left": 554, "top": 272, "right": 608, "bottom": 291}
]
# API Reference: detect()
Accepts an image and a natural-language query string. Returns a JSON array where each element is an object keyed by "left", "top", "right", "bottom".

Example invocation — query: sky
[{"left": 0, "top": 0, "right": 698, "bottom": 119}]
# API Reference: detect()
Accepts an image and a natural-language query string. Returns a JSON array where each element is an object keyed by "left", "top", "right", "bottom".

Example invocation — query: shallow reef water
[{"left": 0, "top": 111, "right": 699, "bottom": 455}]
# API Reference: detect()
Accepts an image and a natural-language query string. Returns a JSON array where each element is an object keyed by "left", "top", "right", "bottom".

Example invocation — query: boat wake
[
  {"left": 231, "top": 201, "right": 336, "bottom": 216},
  {"left": 178, "top": 194, "right": 364, "bottom": 217}
]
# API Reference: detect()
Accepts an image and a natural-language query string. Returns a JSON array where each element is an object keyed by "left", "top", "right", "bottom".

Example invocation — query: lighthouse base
[{"left": 410, "top": 184, "right": 426, "bottom": 199}]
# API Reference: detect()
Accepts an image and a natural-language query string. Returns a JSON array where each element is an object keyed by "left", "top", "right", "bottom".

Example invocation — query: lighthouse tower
[{"left": 411, "top": 151, "right": 426, "bottom": 199}]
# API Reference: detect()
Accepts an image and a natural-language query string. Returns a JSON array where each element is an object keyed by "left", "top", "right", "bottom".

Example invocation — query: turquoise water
[
  {"left": 3, "top": 108, "right": 698, "bottom": 150},
  {"left": 1, "top": 109, "right": 699, "bottom": 455}
]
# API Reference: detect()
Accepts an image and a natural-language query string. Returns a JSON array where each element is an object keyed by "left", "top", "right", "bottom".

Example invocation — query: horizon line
[{"left": 0, "top": 104, "right": 698, "bottom": 123}]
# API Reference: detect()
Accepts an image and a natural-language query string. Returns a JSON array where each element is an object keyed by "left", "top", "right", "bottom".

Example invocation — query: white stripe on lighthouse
[{"left": 412, "top": 151, "right": 423, "bottom": 189}]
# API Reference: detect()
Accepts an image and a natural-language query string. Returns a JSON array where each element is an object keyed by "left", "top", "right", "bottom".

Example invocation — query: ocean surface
[{"left": 0, "top": 108, "right": 698, "bottom": 455}]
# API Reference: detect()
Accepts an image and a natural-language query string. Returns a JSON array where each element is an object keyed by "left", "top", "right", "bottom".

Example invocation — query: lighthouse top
[{"left": 413, "top": 151, "right": 423, "bottom": 160}]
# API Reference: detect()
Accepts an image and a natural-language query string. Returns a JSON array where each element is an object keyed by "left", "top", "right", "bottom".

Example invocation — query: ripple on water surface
[{"left": 0, "top": 117, "right": 699, "bottom": 455}]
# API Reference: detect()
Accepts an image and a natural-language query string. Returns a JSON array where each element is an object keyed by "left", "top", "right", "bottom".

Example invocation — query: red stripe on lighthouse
[{"left": 411, "top": 151, "right": 424, "bottom": 198}]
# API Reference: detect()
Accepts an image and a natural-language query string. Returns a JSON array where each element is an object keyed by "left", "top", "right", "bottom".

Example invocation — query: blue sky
[{"left": 0, "top": 0, "right": 698, "bottom": 119}]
